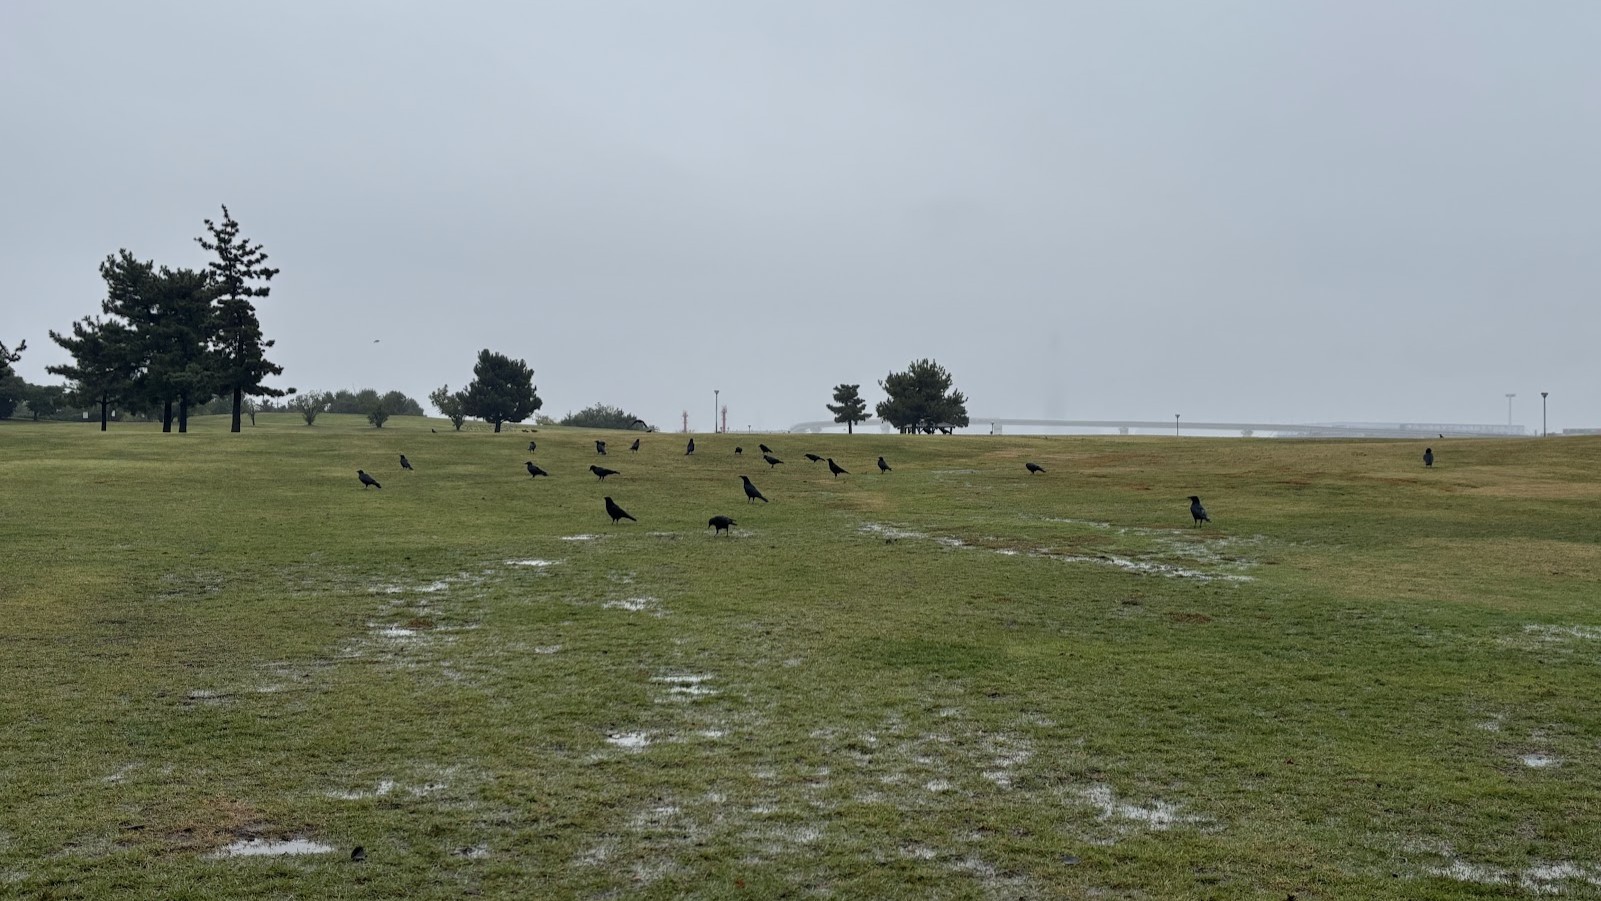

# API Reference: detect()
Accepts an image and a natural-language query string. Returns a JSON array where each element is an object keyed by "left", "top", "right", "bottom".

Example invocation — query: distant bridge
[{"left": 785, "top": 417, "right": 1529, "bottom": 439}]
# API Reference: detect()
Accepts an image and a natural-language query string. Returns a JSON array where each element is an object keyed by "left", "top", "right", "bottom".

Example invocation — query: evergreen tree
[
  {"left": 196, "top": 205, "right": 284, "bottom": 432},
  {"left": 559, "top": 403, "right": 642, "bottom": 429},
  {"left": 97, "top": 251, "right": 217, "bottom": 432},
  {"left": 48, "top": 318, "right": 133, "bottom": 430},
  {"left": 0, "top": 339, "right": 25, "bottom": 419},
  {"left": 429, "top": 384, "right": 468, "bottom": 431},
  {"left": 826, "top": 383, "right": 869, "bottom": 434},
  {"left": 876, "top": 359, "right": 969, "bottom": 433},
  {"left": 461, "top": 350, "right": 541, "bottom": 433}
]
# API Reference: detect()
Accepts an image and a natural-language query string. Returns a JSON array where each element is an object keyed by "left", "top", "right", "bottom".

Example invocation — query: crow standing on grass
[
  {"left": 604, "top": 496, "right": 636, "bottom": 523},
  {"left": 630, "top": 438, "right": 640, "bottom": 453},
  {"left": 596, "top": 440, "right": 607, "bottom": 455},
  {"left": 357, "top": 470, "right": 381, "bottom": 489},
  {"left": 1025, "top": 462, "right": 1045, "bottom": 475},
  {"left": 1188, "top": 496, "right": 1211, "bottom": 527},
  {"left": 759, "top": 443, "right": 774, "bottom": 454},
  {"left": 877, "top": 456, "right": 891, "bottom": 473},
  {"left": 708, "top": 515, "right": 736, "bottom": 535},
  {"left": 590, "top": 464, "right": 619, "bottom": 480},
  {"left": 735, "top": 447, "right": 743, "bottom": 455},
  {"left": 526, "top": 461, "right": 549, "bottom": 478},
  {"left": 528, "top": 440, "right": 537, "bottom": 452},
  {"left": 686, "top": 438, "right": 695, "bottom": 455},
  {"left": 827, "top": 458, "right": 848, "bottom": 478},
  {"left": 805, "top": 454, "right": 823, "bottom": 463},
  {"left": 1423, "top": 447, "right": 1434, "bottom": 468},
  {"left": 763, "top": 453, "right": 783, "bottom": 468},
  {"left": 740, "top": 475, "right": 769, "bottom": 503},
  {"left": 400, "top": 454, "right": 413, "bottom": 471}
]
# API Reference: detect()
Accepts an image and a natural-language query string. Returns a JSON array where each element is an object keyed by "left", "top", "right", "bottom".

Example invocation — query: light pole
[
  {"left": 1541, "top": 391, "right": 1548, "bottom": 436},
  {"left": 1505, "top": 393, "right": 1515, "bottom": 427},
  {"left": 713, "top": 390, "right": 719, "bottom": 434},
  {"left": 1175, "top": 413, "right": 1180, "bottom": 437}
]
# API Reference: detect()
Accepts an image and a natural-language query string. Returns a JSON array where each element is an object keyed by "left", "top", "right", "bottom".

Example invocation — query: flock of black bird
[{"left": 343, "top": 431, "right": 1298, "bottom": 532}]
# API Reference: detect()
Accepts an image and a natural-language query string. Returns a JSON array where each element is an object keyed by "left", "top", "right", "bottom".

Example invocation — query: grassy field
[{"left": 2, "top": 413, "right": 1599, "bottom": 899}]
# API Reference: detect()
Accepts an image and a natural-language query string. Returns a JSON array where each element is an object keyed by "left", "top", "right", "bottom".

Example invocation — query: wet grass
[{"left": 2, "top": 414, "right": 1600, "bottom": 898}]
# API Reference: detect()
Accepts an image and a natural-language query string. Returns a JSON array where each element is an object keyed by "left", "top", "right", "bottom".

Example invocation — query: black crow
[
  {"left": 528, "top": 440, "right": 537, "bottom": 452},
  {"left": 596, "top": 440, "right": 607, "bottom": 455},
  {"left": 827, "top": 458, "right": 848, "bottom": 477},
  {"left": 604, "top": 496, "right": 636, "bottom": 523},
  {"left": 526, "top": 461, "right": 549, "bottom": 478},
  {"left": 1188, "top": 495, "right": 1211, "bottom": 527},
  {"left": 877, "top": 456, "right": 891, "bottom": 473},
  {"left": 740, "top": 475, "right": 769, "bottom": 503},
  {"left": 431, "top": 428, "right": 437, "bottom": 433},
  {"left": 1025, "top": 462, "right": 1045, "bottom": 474},
  {"left": 686, "top": 438, "right": 695, "bottom": 455},
  {"left": 630, "top": 438, "right": 640, "bottom": 453},
  {"left": 400, "top": 454, "right": 413, "bottom": 471},
  {"left": 358, "top": 470, "right": 381, "bottom": 489},
  {"left": 763, "top": 453, "right": 783, "bottom": 468},
  {"left": 759, "top": 443, "right": 774, "bottom": 454},
  {"left": 351, "top": 846, "right": 367, "bottom": 862},
  {"left": 1423, "top": 447, "right": 1434, "bottom": 468},
  {"left": 804, "top": 453, "right": 822, "bottom": 462},
  {"left": 735, "top": 446, "right": 743, "bottom": 455},
  {"left": 590, "top": 464, "right": 619, "bottom": 480},
  {"left": 708, "top": 515, "right": 736, "bottom": 535}
]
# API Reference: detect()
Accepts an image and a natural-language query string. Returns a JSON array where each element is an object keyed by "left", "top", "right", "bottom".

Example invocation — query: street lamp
[
  {"left": 713, "top": 389, "right": 719, "bottom": 434},
  {"left": 1175, "top": 413, "right": 1180, "bottom": 437},
  {"left": 1505, "top": 393, "right": 1516, "bottom": 428},
  {"left": 1541, "top": 391, "right": 1548, "bottom": 436}
]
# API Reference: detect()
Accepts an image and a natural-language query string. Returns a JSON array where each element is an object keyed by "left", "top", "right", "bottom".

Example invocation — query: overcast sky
[{"left": 3, "top": 1, "right": 1597, "bottom": 432}]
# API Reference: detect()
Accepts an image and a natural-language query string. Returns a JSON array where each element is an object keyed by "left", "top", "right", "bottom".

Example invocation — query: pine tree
[
  {"left": 826, "top": 383, "right": 869, "bottom": 434},
  {"left": 461, "top": 350, "right": 541, "bottom": 433},
  {"left": 197, "top": 205, "right": 284, "bottom": 432},
  {"left": 876, "top": 359, "right": 969, "bottom": 433}
]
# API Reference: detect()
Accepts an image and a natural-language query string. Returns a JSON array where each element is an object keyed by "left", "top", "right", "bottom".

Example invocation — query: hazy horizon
[{"left": 5, "top": 2, "right": 1596, "bottom": 432}]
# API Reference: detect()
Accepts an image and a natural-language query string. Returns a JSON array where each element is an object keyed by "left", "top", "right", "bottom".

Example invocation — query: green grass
[{"left": 3, "top": 413, "right": 1600, "bottom": 898}]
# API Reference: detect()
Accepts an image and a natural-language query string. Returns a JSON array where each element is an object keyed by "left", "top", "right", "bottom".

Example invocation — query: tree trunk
[
  {"left": 230, "top": 386, "right": 243, "bottom": 432},
  {"left": 847, "top": 420, "right": 853, "bottom": 435},
  {"left": 178, "top": 396, "right": 189, "bottom": 433},
  {"left": 162, "top": 400, "right": 174, "bottom": 432},
  {"left": 493, "top": 420, "right": 502, "bottom": 433},
  {"left": 99, "top": 395, "right": 110, "bottom": 431}
]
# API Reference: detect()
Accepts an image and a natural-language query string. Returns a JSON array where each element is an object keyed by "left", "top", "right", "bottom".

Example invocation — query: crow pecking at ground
[
  {"left": 526, "top": 461, "right": 549, "bottom": 478},
  {"left": 763, "top": 453, "right": 783, "bottom": 468},
  {"left": 827, "top": 458, "right": 848, "bottom": 477},
  {"left": 1025, "top": 462, "right": 1045, "bottom": 474},
  {"left": 596, "top": 440, "right": 607, "bottom": 455},
  {"left": 1188, "top": 495, "right": 1211, "bottom": 527},
  {"left": 630, "top": 438, "right": 640, "bottom": 453},
  {"left": 590, "top": 464, "right": 619, "bottom": 480},
  {"left": 708, "top": 515, "right": 736, "bottom": 535},
  {"left": 740, "top": 475, "right": 769, "bottom": 503},
  {"left": 759, "top": 443, "right": 774, "bottom": 454},
  {"left": 877, "top": 456, "right": 891, "bottom": 473},
  {"left": 358, "top": 470, "right": 381, "bottom": 489},
  {"left": 400, "top": 454, "right": 413, "bottom": 471},
  {"left": 735, "top": 447, "right": 743, "bottom": 455},
  {"left": 604, "top": 496, "right": 636, "bottom": 523},
  {"left": 1423, "top": 447, "right": 1434, "bottom": 468},
  {"left": 804, "top": 454, "right": 822, "bottom": 463}
]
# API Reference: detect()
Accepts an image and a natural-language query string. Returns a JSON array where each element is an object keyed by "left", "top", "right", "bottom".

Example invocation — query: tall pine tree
[
  {"left": 197, "top": 205, "right": 283, "bottom": 432},
  {"left": 826, "top": 383, "right": 868, "bottom": 434},
  {"left": 48, "top": 317, "right": 132, "bottom": 431}
]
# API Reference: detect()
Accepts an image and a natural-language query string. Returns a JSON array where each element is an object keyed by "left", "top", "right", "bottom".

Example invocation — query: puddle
[
  {"left": 375, "top": 626, "right": 417, "bottom": 640},
  {"left": 1523, "top": 624, "right": 1601, "bottom": 642},
  {"left": 507, "top": 559, "right": 558, "bottom": 567},
  {"left": 533, "top": 645, "right": 562, "bottom": 655},
  {"left": 653, "top": 674, "right": 716, "bottom": 697},
  {"left": 1076, "top": 784, "right": 1204, "bottom": 829},
  {"left": 452, "top": 844, "right": 490, "bottom": 859},
  {"left": 603, "top": 597, "right": 662, "bottom": 614},
  {"left": 607, "top": 732, "right": 651, "bottom": 750},
  {"left": 560, "top": 534, "right": 599, "bottom": 542},
  {"left": 1428, "top": 858, "right": 1601, "bottom": 893},
  {"left": 1521, "top": 754, "right": 1560, "bottom": 768},
  {"left": 204, "top": 838, "right": 335, "bottom": 859},
  {"left": 329, "top": 780, "right": 397, "bottom": 800}
]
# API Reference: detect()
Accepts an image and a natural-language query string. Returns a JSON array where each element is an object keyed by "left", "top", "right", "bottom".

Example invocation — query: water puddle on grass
[
  {"left": 204, "top": 838, "right": 335, "bottom": 859},
  {"left": 858, "top": 521, "right": 1255, "bottom": 581},
  {"left": 1075, "top": 784, "right": 1207, "bottom": 831},
  {"left": 604, "top": 597, "right": 664, "bottom": 615},
  {"left": 560, "top": 534, "right": 599, "bottom": 541},
  {"left": 1520, "top": 754, "right": 1560, "bottom": 768},
  {"left": 506, "top": 559, "right": 558, "bottom": 567},
  {"left": 606, "top": 732, "right": 652, "bottom": 750},
  {"left": 1428, "top": 858, "right": 1601, "bottom": 894},
  {"left": 652, "top": 674, "right": 716, "bottom": 697}
]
